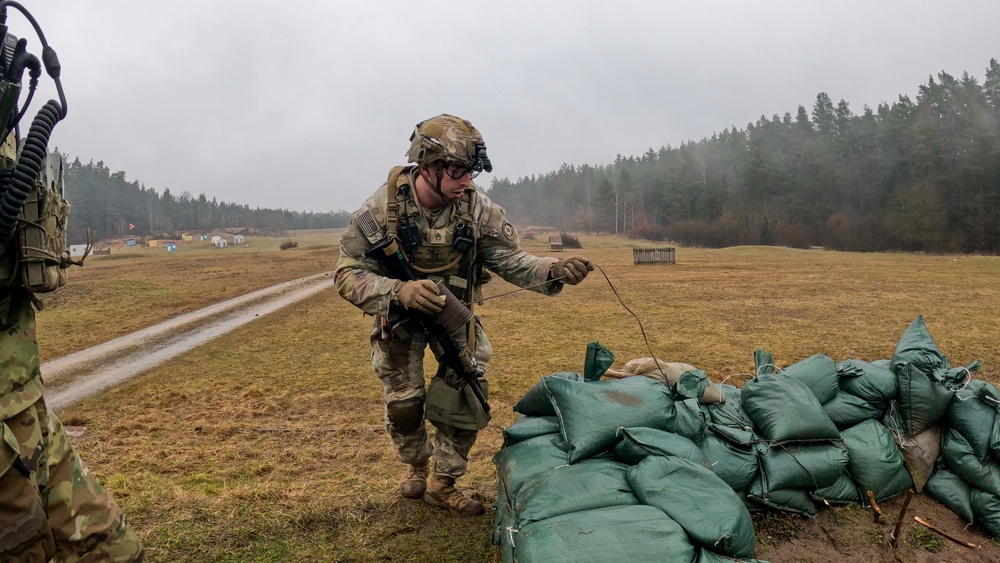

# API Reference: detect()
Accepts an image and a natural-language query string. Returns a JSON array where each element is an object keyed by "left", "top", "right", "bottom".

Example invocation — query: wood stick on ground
[
  {"left": 890, "top": 489, "right": 915, "bottom": 549},
  {"left": 913, "top": 516, "right": 979, "bottom": 549},
  {"left": 866, "top": 491, "right": 882, "bottom": 523}
]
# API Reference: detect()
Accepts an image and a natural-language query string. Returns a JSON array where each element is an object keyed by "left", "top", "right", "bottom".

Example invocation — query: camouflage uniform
[
  {"left": 336, "top": 165, "right": 562, "bottom": 478},
  {"left": 0, "top": 122, "right": 144, "bottom": 561},
  {"left": 0, "top": 289, "right": 145, "bottom": 563}
]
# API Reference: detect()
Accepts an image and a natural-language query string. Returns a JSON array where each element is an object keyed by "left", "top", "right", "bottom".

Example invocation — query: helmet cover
[{"left": 406, "top": 114, "right": 492, "bottom": 174}]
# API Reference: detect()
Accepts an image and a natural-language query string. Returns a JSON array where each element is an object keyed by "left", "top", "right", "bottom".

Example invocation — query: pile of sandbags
[{"left": 493, "top": 316, "right": 994, "bottom": 562}]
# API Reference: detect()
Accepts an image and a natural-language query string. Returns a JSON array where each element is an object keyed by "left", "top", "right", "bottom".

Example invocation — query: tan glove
[
  {"left": 396, "top": 279, "right": 445, "bottom": 314},
  {"left": 550, "top": 256, "right": 594, "bottom": 285}
]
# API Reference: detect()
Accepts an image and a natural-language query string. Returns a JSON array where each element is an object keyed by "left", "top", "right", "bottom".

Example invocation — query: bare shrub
[
  {"left": 558, "top": 232, "right": 582, "bottom": 249},
  {"left": 279, "top": 240, "right": 299, "bottom": 250},
  {"left": 632, "top": 224, "right": 670, "bottom": 242}
]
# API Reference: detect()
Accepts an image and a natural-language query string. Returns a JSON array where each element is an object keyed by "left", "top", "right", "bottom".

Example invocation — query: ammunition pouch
[
  {"left": 425, "top": 375, "right": 490, "bottom": 431},
  {"left": 0, "top": 152, "right": 83, "bottom": 298}
]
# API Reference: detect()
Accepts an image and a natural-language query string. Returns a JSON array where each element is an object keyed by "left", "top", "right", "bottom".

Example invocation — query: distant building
[
  {"left": 69, "top": 244, "right": 89, "bottom": 257},
  {"left": 234, "top": 234, "right": 245, "bottom": 244},
  {"left": 181, "top": 234, "right": 194, "bottom": 242},
  {"left": 125, "top": 239, "right": 136, "bottom": 247},
  {"left": 200, "top": 234, "right": 209, "bottom": 241},
  {"left": 213, "top": 239, "right": 228, "bottom": 248},
  {"left": 166, "top": 243, "right": 177, "bottom": 252}
]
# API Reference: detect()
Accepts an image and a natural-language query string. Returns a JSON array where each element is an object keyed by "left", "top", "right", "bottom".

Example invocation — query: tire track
[{"left": 43, "top": 271, "right": 337, "bottom": 411}]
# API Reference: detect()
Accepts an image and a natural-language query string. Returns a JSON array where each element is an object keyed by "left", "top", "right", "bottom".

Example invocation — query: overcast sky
[{"left": 16, "top": 1, "right": 1000, "bottom": 214}]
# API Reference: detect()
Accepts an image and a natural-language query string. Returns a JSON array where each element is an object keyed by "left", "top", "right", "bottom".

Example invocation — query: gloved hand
[
  {"left": 396, "top": 279, "right": 445, "bottom": 314},
  {"left": 550, "top": 256, "right": 594, "bottom": 285}
]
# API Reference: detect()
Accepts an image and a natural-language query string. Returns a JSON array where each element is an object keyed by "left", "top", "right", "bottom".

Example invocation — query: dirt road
[{"left": 43, "top": 272, "right": 337, "bottom": 411}]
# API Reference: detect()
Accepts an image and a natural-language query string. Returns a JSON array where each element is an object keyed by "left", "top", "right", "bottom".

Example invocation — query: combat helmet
[{"left": 406, "top": 114, "right": 492, "bottom": 177}]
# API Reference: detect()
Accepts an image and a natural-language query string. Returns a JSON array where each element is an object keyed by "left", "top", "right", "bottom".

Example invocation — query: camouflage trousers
[
  {"left": 371, "top": 317, "right": 492, "bottom": 479},
  {"left": 0, "top": 398, "right": 144, "bottom": 562}
]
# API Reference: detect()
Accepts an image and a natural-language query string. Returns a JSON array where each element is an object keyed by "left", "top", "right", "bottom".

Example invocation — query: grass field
[{"left": 38, "top": 231, "right": 1000, "bottom": 561}]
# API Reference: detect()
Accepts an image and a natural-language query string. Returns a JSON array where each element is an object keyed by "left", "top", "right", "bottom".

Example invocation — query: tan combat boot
[
  {"left": 423, "top": 474, "right": 485, "bottom": 516},
  {"left": 399, "top": 461, "right": 429, "bottom": 499}
]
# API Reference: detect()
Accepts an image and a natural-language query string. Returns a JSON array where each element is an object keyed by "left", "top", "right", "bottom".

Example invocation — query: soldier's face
[{"left": 427, "top": 163, "right": 470, "bottom": 203}]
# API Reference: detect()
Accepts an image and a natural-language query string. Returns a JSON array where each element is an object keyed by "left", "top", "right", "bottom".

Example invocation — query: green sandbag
[
  {"left": 493, "top": 434, "right": 571, "bottom": 499},
  {"left": 891, "top": 315, "right": 949, "bottom": 380},
  {"left": 495, "top": 479, "right": 515, "bottom": 563},
  {"left": 811, "top": 471, "right": 861, "bottom": 505},
  {"left": 707, "top": 384, "right": 756, "bottom": 444},
  {"left": 613, "top": 426, "right": 712, "bottom": 468},
  {"left": 941, "top": 427, "right": 1000, "bottom": 498},
  {"left": 758, "top": 442, "right": 848, "bottom": 491},
  {"left": 701, "top": 433, "right": 759, "bottom": 492},
  {"left": 923, "top": 463, "right": 974, "bottom": 524},
  {"left": 837, "top": 359, "right": 897, "bottom": 410},
  {"left": 503, "top": 416, "right": 561, "bottom": 447},
  {"left": 741, "top": 373, "right": 840, "bottom": 443},
  {"left": 754, "top": 348, "right": 775, "bottom": 375},
  {"left": 513, "top": 505, "right": 696, "bottom": 563},
  {"left": 494, "top": 477, "right": 511, "bottom": 546},
  {"left": 583, "top": 341, "right": 614, "bottom": 381},
  {"left": 747, "top": 478, "right": 818, "bottom": 517},
  {"left": 628, "top": 456, "right": 756, "bottom": 558},
  {"left": 513, "top": 372, "right": 582, "bottom": 416},
  {"left": 514, "top": 459, "right": 638, "bottom": 527},
  {"left": 897, "top": 362, "right": 953, "bottom": 436},
  {"left": 841, "top": 419, "right": 913, "bottom": 502},
  {"left": 544, "top": 375, "right": 675, "bottom": 463},
  {"left": 971, "top": 489, "right": 1000, "bottom": 542},
  {"left": 993, "top": 414, "right": 1000, "bottom": 465},
  {"left": 675, "top": 369, "right": 711, "bottom": 400},
  {"left": 673, "top": 398, "right": 710, "bottom": 445},
  {"left": 823, "top": 391, "right": 883, "bottom": 430},
  {"left": 697, "top": 549, "right": 771, "bottom": 563},
  {"left": 782, "top": 353, "right": 839, "bottom": 404},
  {"left": 709, "top": 423, "right": 756, "bottom": 447},
  {"left": 894, "top": 424, "right": 941, "bottom": 493},
  {"left": 946, "top": 379, "right": 1000, "bottom": 461}
]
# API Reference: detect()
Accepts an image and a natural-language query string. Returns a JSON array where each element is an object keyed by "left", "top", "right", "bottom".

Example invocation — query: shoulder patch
[{"left": 502, "top": 222, "right": 515, "bottom": 241}]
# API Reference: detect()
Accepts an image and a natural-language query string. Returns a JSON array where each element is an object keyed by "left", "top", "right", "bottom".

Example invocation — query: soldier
[{"left": 335, "top": 114, "right": 593, "bottom": 516}]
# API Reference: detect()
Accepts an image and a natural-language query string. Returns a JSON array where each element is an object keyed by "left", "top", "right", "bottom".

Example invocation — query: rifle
[{"left": 364, "top": 235, "right": 490, "bottom": 413}]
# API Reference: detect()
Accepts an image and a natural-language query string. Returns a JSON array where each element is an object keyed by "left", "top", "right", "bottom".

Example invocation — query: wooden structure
[
  {"left": 632, "top": 247, "right": 676, "bottom": 265},
  {"left": 548, "top": 235, "right": 563, "bottom": 251}
]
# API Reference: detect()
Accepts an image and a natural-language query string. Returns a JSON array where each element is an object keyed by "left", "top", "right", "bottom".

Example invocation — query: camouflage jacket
[
  {"left": 335, "top": 165, "right": 561, "bottom": 319},
  {"left": 0, "top": 288, "right": 43, "bottom": 418},
  {"left": 0, "top": 135, "right": 44, "bottom": 418}
]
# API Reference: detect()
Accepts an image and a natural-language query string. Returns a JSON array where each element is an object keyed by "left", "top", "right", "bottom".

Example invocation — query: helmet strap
[{"left": 417, "top": 163, "right": 450, "bottom": 209}]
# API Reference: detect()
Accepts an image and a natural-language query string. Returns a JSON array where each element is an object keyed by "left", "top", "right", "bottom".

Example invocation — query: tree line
[
  {"left": 62, "top": 157, "right": 351, "bottom": 243},
  {"left": 486, "top": 59, "right": 1000, "bottom": 253}
]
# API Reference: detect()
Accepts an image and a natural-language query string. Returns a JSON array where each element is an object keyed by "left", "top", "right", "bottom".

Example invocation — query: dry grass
[
  {"left": 36, "top": 229, "right": 343, "bottom": 356},
  {"left": 45, "top": 233, "right": 1000, "bottom": 562}
]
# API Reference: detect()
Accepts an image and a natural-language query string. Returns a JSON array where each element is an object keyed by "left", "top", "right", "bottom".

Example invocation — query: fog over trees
[
  {"left": 60, "top": 59, "right": 1000, "bottom": 253},
  {"left": 487, "top": 59, "right": 1000, "bottom": 253}
]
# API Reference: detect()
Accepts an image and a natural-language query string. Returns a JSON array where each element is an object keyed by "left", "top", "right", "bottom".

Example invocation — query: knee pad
[{"left": 386, "top": 397, "right": 425, "bottom": 434}]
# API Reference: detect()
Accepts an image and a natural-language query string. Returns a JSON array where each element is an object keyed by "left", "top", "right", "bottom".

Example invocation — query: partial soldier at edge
[{"left": 0, "top": 5, "right": 145, "bottom": 561}]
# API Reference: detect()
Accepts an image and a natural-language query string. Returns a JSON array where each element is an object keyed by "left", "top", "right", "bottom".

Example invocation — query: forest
[
  {"left": 486, "top": 59, "right": 1000, "bottom": 253},
  {"left": 61, "top": 158, "right": 351, "bottom": 243},
  {"left": 59, "top": 59, "right": 1000, "bottom": 253}
]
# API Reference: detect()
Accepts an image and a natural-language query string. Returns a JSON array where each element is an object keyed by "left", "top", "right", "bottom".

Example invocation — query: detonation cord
[{"left": 466, "top": 262, "right": 667, "bottom": 380}]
